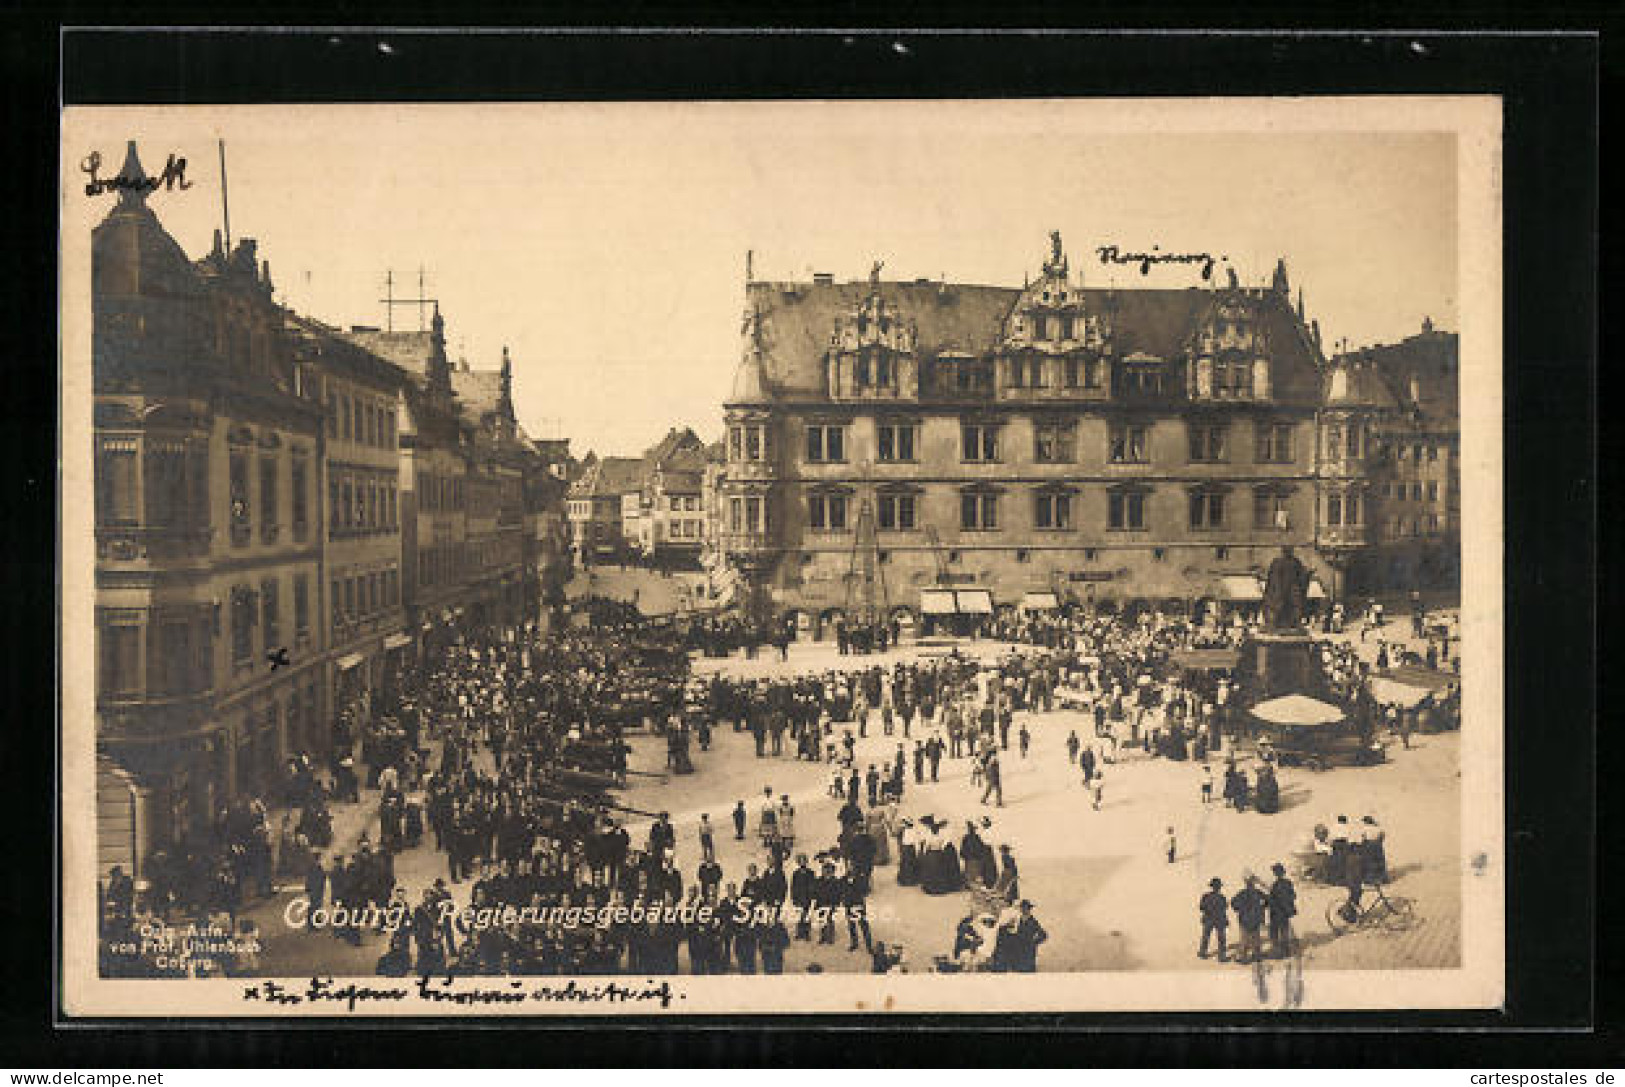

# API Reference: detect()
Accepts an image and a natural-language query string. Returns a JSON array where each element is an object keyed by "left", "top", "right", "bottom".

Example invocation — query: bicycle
[{"left": 1324, "top": 881, "right": 1416, "bottom": 935}]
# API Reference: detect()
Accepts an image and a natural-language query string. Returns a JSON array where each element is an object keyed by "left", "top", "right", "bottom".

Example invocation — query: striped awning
[{"left": 1019, "top": 592, "right": 1060, "bottom": 611}]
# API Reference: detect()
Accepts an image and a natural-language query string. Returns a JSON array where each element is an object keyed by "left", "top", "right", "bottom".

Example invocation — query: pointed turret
[
  {"left": 1272, "top": 258, "right": 1290, "bottom": 297},
  {"left": 1296, "top": 288, "right": 1305, "bottom": 321},
  {"left": 116, "top": 141, "right": 148, "bottom": 209},
  {"left": 426, "top": 302, "right": 454, "bottom": 398}
]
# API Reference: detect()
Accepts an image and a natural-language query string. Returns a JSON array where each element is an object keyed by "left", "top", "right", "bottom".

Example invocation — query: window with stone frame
[
  {"left": 1187, "top": 488, "right": 1228, "bottom": 530},
  {"left": 805, "top": 423, "right": 848, "bottom": 463},
  {"left": 960, "top": 489, "right": 999, "bottom": 531},
  {"left": 878, "top": 490, "right": 917, "bottom": 531},
  {"left": 1109, "top": 422, "right": 1150, "bottom": 464},
  {"left": 96, "top": 438, "right": 138, "bottom": 527},
  {"left": 1187, "top": 421, "right": 1229, "bottom": 463},
  {"left": 229, "top": 451, "right": 252, "bottom": 544},
  {"left": 230, "top": 586, "right": 256, "bottom": 666},
  {"left": 99, "top": 618, "right": 141, "bottom": 698},
  {"left": 808, "top": 490, "right": 849, "bottom": 531},
  {"left": 1108, "top": 487, "right": 1148, "bottom": 530},
  {"left": 291, "top": 456, "right": 309, "bottom": 541},
  {"left": 1034, "top": 489, "right": 1073, "bottom": 530},
  {"left": 961, "top": 421, "right": 1000, "bottom": 463},
  {"left": 1253, "top": 486, "right": 1293, "bottom": 530},
  {"left": 876, "top": 421, "right": 918, "bottom": 463},
  {"left": 1255, "top": 421, "right": 1296, "bottom": 463},
  {"left": 1033, "top": 420, "right": 1076, "bottom": 464}
]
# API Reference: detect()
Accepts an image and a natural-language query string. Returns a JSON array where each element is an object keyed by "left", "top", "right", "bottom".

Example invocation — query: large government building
[{"left": 719, "top": 233, "right": 1458, "bottom": 636}]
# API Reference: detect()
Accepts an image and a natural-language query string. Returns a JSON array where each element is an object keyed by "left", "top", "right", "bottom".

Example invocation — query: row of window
[
  {"left": 791, "top": 420, "right": 1300, "bottom": 466},
  {"left": 327, "top": 385, "right": 397, "bottom": 451},
  {"left": 1388, "top": 513, "right": 1445, "bottom": 538},
  {"left": 228, "top": 573, "right": 314, "bottom": 670},
  {"left": 1380, "top": 480, "right": 1442, "bottom": 503},
  {"left": 228, "top": 450, "right": 311, "bottom": 546},
  {"left": 737, "top": 485, "right": 1308, "bottom": 536},
  {"left": 420, "top": 471, "right": 466, "bottom": 513},
  {"left": 331, "top": 567, "right": 401, "bottom": 630},
  {"left": 95, "top": 437, "right": 212, "bottom": 532},
  {"left": 329, "top": 468, "right": 398, "bottom": 537},
  {"left": 664, "top": 519, "right": 706, "bottom": 541},
  {"left": 667, "top": 494, "right": 701, "bottom": 512},
  {"left": 98, "top": 612, "right": 215, "bottom": 700}
]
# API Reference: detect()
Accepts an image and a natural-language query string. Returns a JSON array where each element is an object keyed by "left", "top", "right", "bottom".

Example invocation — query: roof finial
[
  {"left": 116, "top": 141, "right": 149, "bottom": 209},
  {"left": 745, "top": 249, "right": 754, "bottom": 285},
  {"left": 869, "top": 259, "right": 884, "bottom": 290}
]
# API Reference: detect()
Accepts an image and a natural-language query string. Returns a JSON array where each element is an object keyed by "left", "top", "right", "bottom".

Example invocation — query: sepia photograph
[{"left": 59, "top": 91, "right": 1504, "bottom": 1016}]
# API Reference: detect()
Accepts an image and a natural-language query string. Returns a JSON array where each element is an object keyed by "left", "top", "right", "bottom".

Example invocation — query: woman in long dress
[{"left": 896, "top": 820, "right": 920, "bottom": 886}]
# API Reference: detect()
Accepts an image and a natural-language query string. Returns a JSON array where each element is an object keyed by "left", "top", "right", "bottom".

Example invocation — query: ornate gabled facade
[{"left": 718, "top": 232, "right": 1442, "bottom": 638}]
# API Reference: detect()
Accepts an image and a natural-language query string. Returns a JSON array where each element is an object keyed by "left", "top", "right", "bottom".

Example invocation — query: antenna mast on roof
[
  {"left": 217, "top": 139, "right": 232, "bottom": 254},
  {"left": 379, "top": 268, "right": 438, "bottom": 333}
]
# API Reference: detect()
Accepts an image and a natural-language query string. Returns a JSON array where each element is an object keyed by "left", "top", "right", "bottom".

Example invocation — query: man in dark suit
[
  {"left": 1198, "top": 878, "right": 1229, "bottom": 961},
  {"left": 813, "top": 860, "right": 841, "bottom": 945},
  {"left": 1267, "top": 862, "right": 1298, "bottom": 959},
  {"left": 789, "top": 855, "right": 815, "bottom": 940},
  {"left": 1001, "top": 903, "right": 1053, "bottom": 968},
  {"left": 1230, "top": 875, "right": 1269, "bottom": 964}
]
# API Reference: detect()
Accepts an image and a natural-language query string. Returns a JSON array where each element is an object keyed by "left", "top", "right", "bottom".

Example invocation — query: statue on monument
[{"left": 1261, "top": 545, "right": 1311, "bottom": 632}]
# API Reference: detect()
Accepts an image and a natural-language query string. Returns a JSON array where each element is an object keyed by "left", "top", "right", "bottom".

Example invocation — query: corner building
[
  {"left": 721, "top": 236, "right": 1342, "bottom": 634},
  {"left": 91, "top": 145, "right": 326, "bottom": 874}
]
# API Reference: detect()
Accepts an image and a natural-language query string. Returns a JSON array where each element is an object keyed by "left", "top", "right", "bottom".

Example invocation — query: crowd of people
[{"left": 99, "top": 587, "right": 1456, "bottom": 979}]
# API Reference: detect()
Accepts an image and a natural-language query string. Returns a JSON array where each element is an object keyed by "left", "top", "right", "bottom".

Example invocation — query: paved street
[{"left": 250, "top": 631, "right": 1461, "bottom": 977}]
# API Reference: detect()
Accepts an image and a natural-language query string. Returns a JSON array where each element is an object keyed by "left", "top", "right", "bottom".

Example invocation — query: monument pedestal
[{"left": 1243, "top": 630, "right": 1324, "bottom": 700}]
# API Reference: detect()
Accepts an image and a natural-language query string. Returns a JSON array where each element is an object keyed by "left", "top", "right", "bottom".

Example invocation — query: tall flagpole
[{"left": 218, "top": 139, "right": 232, "bottom": 254}]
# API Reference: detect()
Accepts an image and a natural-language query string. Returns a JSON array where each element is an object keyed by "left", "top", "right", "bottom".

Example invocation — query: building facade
[
  {"left": 89, "top": 144, "right": 561, "bottom": 878},
  {"left": 92, "top": 145, "right": 326, "bottom": 874},
  {"left": 719, "top": 236, "right": 1363, "bottom": 635},
  {"left": 566, "top": 454, "right": 642, "bottom": 565},
  {"left": 1331, "top": 321, "right": 1461, "bottom": 595},
  {"left": 286, "top": 316, "right": 412, "bottom": 747}
]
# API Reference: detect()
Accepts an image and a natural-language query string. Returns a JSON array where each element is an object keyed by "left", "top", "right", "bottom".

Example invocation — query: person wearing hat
[
  {"left": 996, "top": 899, "right": 1047, "bottom": 973},
  {"left": 1230, "top": 874, "right": 1269, "bottom": 965},
  {"left": 1267, "top": 862, "right": 1298, "bottom": 959},
  {"left": 1198, "top": 878, "right": 1229, "bottom": 961},
  {"left": 789, "top": 854, "right": 815, "bottom": 940}
]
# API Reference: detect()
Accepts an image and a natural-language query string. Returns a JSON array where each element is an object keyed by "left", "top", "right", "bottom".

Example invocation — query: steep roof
[
  {"left": 1362, "top": 327, "right": 1460, "bottom": 430},
  {"left": 746, "top": 279, "right": 1018, "bottom": 398},
  {"left": 739, "top": 278, "right": 1324, "bottom": 406},
  {"left": 570, "top": 455, "right": 644, "bottom": 498},
  {"left": 341, "top": 329, "right": 436, "bottom": 383},
  {"left": 451, "top": 367, "right": 504, "bottom": 419},
  {"left": 1321, "top": 358, "right": 1401, "bottom": 411}
]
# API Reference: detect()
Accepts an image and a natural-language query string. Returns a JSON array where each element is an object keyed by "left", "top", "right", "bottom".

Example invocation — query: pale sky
[{"left": 63, "top": 101, "right": 1461, "bottom": 457}]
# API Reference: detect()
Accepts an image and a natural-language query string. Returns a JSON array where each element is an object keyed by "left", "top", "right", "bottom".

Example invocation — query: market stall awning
[
  {"left": 1219, "top": 575, "right": 1264, "bottom": 602},
  {"left": 335, "top": 652, "right": 365, "bottom": 672},
  {"left": 1019, "top": 591, "right": 1060, "bottom": 611},
  {"left": 1381, "top": 665, "right": 1458, "bottom": 690},
  {"left": 1172, "top": 648, "right": 1240, "bottom": 671},
  {"left": 1368, "top": 677, "right": 1432, "bottom": 707},
  {"left": 383, "top": 633, "right": 413, "bottom": 651},
  {"left": 955, "top": 589, "right": 994, "bottom": 615},
  {"left": 1250, "top": 694, "right": 1345, "bottom": 726},
  {"left": 921, "top": 589, "right": 958, "bottom": 615},
  {"left": 1308, "top": 577, "right": 1327, "bottom": 599}
]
